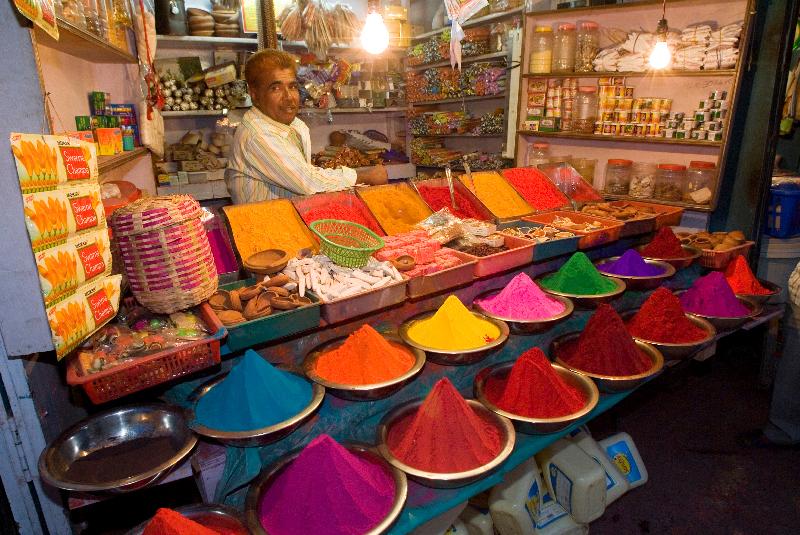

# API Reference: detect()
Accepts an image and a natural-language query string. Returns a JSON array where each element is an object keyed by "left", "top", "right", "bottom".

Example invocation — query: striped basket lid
[{"left": 110, "top": 195, "right": 203, "bottom": 237}]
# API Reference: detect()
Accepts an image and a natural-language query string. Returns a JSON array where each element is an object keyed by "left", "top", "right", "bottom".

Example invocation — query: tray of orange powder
[
  {"left": 523, "top": 211, "right": 623, "bottom": 250},
  {"left": 451, "top": 235, "right": 535, "bottom": 278},
  {"left": 291, "top": 190, "right": 386, "bottom": 236},
  {"left": 356, "top": 182, "right": 433, "bottom": 235}
]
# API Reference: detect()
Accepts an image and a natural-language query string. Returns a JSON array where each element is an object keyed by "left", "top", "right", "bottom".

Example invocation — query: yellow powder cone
[{"left": 408, "top": 295, "right": 500, "bottom": 350}]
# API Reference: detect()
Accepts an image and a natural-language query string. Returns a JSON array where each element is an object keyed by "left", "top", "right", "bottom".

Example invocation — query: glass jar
[
  {"left": 529, "top": 26, "right": 553, "bottom": 74},
  {"left": 571, "top": 157, "right": 597, "bottom": 185},
  {"left": 526, "top": 142, "right": 551, "bottom": 167},
  {"left": 551, "top": 23, "right": 577, "bottom": 73},
  {"left": 654, "top": 164, "right": 687, "bottom": 201},
  {"left": 604, "top": 159, "right": 633, "bottom": 194},
  {"left": 575, "top": 21, "right": 599, "bottom": 72},
  {"left": 629, "top": 162, "right": 657, "bottom": 198},
  {"left": 574, "top": 86, "right": 597, "bottom": 134},
  {"left": 684, "top": 160, "right": 717, "bottom": 204}
]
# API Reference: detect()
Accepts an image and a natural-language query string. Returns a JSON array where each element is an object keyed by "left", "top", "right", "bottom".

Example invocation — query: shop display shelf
[
  {"left": 300, "top": 107, "right": 407, "bottom": 114},
  {"left": 522, "top": 70, "right": 737, "bottom": 78},
  {"left": 156, "top": 35, "right": 259, "bottom": 48},
  {"left": 34, "top": 18, "right": 137, "bottom": 63},
  {"left": 161, "top": 110, "right": 229, "bottom": 118},
  {"left": 410, "top": 133, "right": 505, "bottom": 138},
  {"left": 527, "top": 0, "right": 717, "bottom": 17},
  {"left": 280, "top": 40, "right": 406, "bottom": 53},
  {"left": 603, "top": 193, "right": 714, "bottom": 212},
  {"left": 523, "top": 211, "right": 623, "bottom": 250},
  {"left": 517, "top": 130, "right": 722, "bottom": 148},
  {"left": 454, "top": 235, "right": 535, "bottom": 278},
  {"left": 407, "top": 51, "right": 510, "bottom": 71},
  {"left": 410, "top": 93, "right": 507, "bottom": 106},
  {"left": 318, "top": 278, "right": 409, "bottom": 325},
  {"left": 97, "top": 148, "right": 149, "bottom": 174},
  {"left": 406, "top": 251, "right": 478, "bottom": 300},
  {"left": 496, "top": 221, "right": 580, "bottom": 262},
  {"left": 157, "top": 182, "right": 231, "bottom": 201},
  {"left": 412, "top": 7, "right": 524, "bottom": 40}
]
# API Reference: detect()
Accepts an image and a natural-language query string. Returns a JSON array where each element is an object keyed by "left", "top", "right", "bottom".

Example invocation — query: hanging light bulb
[
  {"left": 648, "top": 0, "right": 671, "bottom": 70},
  {"left": 361, "top": 1, "right": 389, "bottom": 55}
]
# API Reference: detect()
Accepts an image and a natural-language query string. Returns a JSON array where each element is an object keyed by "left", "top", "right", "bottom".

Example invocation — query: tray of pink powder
[{"left": 473, "top": 273, "right": 574, "bottom": 334}]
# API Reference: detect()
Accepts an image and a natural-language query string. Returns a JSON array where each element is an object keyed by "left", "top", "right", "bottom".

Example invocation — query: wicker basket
[
  {"left": 309, "top": 219, "right": 384, "bottom": 268},
  {"left": 110, "top": 195, "right": 218, "bottom": 314}
]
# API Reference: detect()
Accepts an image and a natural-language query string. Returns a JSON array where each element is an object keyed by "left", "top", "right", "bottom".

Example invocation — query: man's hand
[{"left": 356, "top": 165, "right": 389, "bottom": 186}]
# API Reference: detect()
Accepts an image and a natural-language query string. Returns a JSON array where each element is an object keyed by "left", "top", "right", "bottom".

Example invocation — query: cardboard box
[
  {"left": 94, "top": 128, "right": 122, "bottom": 156},
  {"left": 180, "top": 160, "right": 205, "bottom": 172}
]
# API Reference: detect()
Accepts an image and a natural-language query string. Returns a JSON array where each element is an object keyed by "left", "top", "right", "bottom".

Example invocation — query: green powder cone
[{"left": 540, "top": 252, "right": 618, "bottom": 295}]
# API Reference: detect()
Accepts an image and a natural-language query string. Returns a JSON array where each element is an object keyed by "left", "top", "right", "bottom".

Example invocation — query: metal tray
[
  {"left": 406, "top": 250, "right": 477, "bottom": 299},
  {"left": 453, "top": 235, "right": 535, "bottom": 278},
  {"left": 319, "top": 278, "right": 409, "bottom": 324},
  {"left": 216, "top": 278, "right": 321, "bottom": 352},
  {"left": 410, "top": 177, "right": 495, "bottom": 221},
  {"left": 291, "top": 190, "right": 386, "bottom": 236},
  {"left": 496, "top": 221, "right": 580, "bottom": 262}
]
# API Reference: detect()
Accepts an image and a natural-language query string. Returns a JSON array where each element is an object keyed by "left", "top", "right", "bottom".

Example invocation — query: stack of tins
[{"left": 111, "top": 195, "right": 218, "bottom": 314}]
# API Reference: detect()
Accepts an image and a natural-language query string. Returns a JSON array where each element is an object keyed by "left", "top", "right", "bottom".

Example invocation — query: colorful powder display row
[
  {"left": 475, "top": 273, "right": 566, "bottom": 320},
  {"left": 627, "top": 287, "right": 709, "bottom": 343},
  {"left": 501, "top": 168, "right": 570, "bottom": 210},
  {"left": 640, "top": 227, "right": 689, "bottom": 259},
  {"left": 297, "top": 194, "right": 385, "bottom": 236},
  {"left": 679, "top": 271, "right": 750, "bottom": 317},
  {"left": 724, "top": 256, "right": 772, "bottom": 295},
  {"left": 598, "top": 249, "right": 666, "bottom": 277},
  {"left": 459, "top": 171, "right": 533, "bottom": 219},
  {"left": 539, "top": 252, "right": 618, "bottom": 295},
  {"left": 358, "top": 185, "right": 432, "bottom": 235},
  {"left": 416, "top": 184, "right": 489, "bottom": 220},
  {"left": 407, "top": 295, "right": 500, "bottom": 350}
]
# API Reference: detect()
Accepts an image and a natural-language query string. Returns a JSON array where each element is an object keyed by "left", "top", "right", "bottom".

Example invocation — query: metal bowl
[
  {"left": 127, "top": 504, "right": 247, "bottom": 535},
  {"left": 244, "top": 444, "right": 407, "bottom": 535},
  {"left": 376, "top": 398, "right": 515, "bottom": 488},
  {"left": 550, "top": 333, "right": 664, "bottom": 392},
  {"left": 637, "top": 245, "right": 701, "bottom": 270},
  {"left": 188, "top": 371, "right": 324, "bottom": 448},
  {"left": 472, "top": 290, "right": 574, "bottom": 335},
  {"left": 303, "top": 334, "right": 426, "bottom": 400},
  {"left": 620, "top": 310, "right": 716, "bottom": 360},
  {"left": 536, "top": 274, "right": 626, "bottom": 309},
  {"left": 398, "top": 311, "right": 509, "bottom": 366},
  {"left": 595, "top": 257, "right": 676, "bottom": 291},
  {"left": 473, "top": 361, "right": 599, "bottom": 434},
  {"left": 735, "top": 279, "right": 781, "bottom": 306},
  {"left": 685, "top": 295, "right": 762, "bottom": 332},
  {"left": 38, "top": 404, "right": 197, "bottom": 493}
]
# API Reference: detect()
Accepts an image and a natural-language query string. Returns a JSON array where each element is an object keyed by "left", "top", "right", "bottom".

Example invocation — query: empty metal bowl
[
  {"left": 188, "top": 371, "right": 324, "bottom": 448},
  {"left": 472, "top": 290, "right": 574, "bottom": 335},
  {"left": 399, "top": 310, "right": 509, "bottom": 366},
  {"left": 39, "top": 404, "right": 197, "bottom": 493},
  {"left": 595, "top": 257, "right": 676, "bottom": 291},
  {"left": 550, "top": 333, "right": 664, "bottom": 393},
  {"left": 474, "top": 361, "right": 599, "bottom": 434},
  {"left": 303, "top": 334, "right": 426, "bottom": 400},
  {"left": 244, "top": 443, "right": 407, "bottom": 535},
  {"left": 637, "top": 245, "right": 701, "bottom": 270},
  {"left": 536, "top": 274, "right": 626, "bottom": 309},
  {"left": 621, "top": 310, "right": 716, "bottom": 360},
  {"left": 127, "top": 504, "right": 247, "bottom": 534},
  {"left": 685, "top": 295, "right": 762, "bottom": 332},
  {"left": 735, "top": 279, "right": 781, "bottom": 306},
  {"left": 376, "top": 398, "right": 515, "bottom": 488}
]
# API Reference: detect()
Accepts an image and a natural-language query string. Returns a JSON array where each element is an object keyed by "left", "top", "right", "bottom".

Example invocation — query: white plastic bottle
[
  {"left": 489, "top": 458, "right": 587, "bottom": 535},
  {"left": 459, "top": 506, "right": 494, "bottom": 535},
  {"left": 411, "top": 502, "right": 468, "bottom": 535},
  {"left": 599, "top": 432, "right": 649, "bottom": 489},
  {"left": 535, "top": 439, "right": 607, "bottom": 523},
  {"left": 569, "top": 428, "right": 630, "bottom": 504}
]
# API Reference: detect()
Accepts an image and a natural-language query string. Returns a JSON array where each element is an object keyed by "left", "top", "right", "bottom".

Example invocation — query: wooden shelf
[
  {"left": 410, "top": 133, "right": 505, "bottom": 138},
  {"left": 280, "top": 40, "right": 406, "bottom": 53},
  {"left": 410, "top": 93, "right": 507, "bottom": 106},
  {"left": 34, "top": 18, "right": 137, "bottom": 63},
  {"left": 412, "top": 7, "right": 524, "bottom": 40},
  {"left": 527, "top": 0, "right": 712, "bottom": 17},
  {"left": 97, "top": 148, "right": 149, "bottom": 174},
  {"left": 300, "top": 107, "right": 407, "bottom": 114},
  {"left": 407, "top": 51, "right": 510, "bottom": 71},
  {"left": 603, "top": 193, "right": 713, "bottom": 212},
  {"left": 156, "top": 35, "right": 258, "bottom": 49},
  {"left": 522, "top": 70, "right": 737, "bottom": 78},
  {"left": 517, "top": 130, "right": 722, "bottom": 147},
  {"left": 162, "top": 110, "right": 228, "bottom": 118}
]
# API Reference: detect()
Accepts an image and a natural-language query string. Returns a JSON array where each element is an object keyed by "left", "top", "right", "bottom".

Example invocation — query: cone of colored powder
[
  {"left": 475, "top": 273, "right": 566, "bottom": 320},
  {"left": 314, "top": 325, "right": 416, "bottom": 385},
  {"left": 627, "top": 287, "right": 708, "bottom": 343},
  {"left": 724, "top": 256, "right": 772, "bottom": 295},
  {"left": 386, "top": 378, "right": 504, "bottom": 472},
  {"left": 194, "top": 350, "right": 312, "bottom": 432},
  {"left": 598, "top": 249, "right": 665, "bottom": 277},
  {"left": 407, "top": 295, "right": 501, "bottom": 350},
  {"left": 640, "top": 227, "right": 688, "bottom": 258},
  {"left": 258, "top": 435, "right": 395, "bottom": 535},
  {"left": 679, "top": 272, "right": 750, "bottom": 317},
  {"left": 561, "top": 304, "right": 652, "bottom": 376},
  {"left": 143, "top": 508, "right": 217, "bottom": 535},
  {"left": 484, "top": 348, "right": 586, "bottom": 418},
  {"left": 539, "top": 252, "right": 618, "bottom": 295}
]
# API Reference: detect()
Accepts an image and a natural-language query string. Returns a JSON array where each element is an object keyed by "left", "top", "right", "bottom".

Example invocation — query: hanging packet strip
[
  {"left": 23, "top": 183, "right": 106, "bottom": 252},
  {"left": 12, "top": 0, "right": 58, "bottom": 39},
  {"left": 11, "top": 133, "right": 98, "bottom": 193},
  {"left": 47, "top": 275, "right": 122, "bottom": 360}
]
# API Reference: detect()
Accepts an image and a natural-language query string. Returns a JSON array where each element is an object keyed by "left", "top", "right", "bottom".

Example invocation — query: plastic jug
[
  {"left": 535, "top": 439, "right": 607, "bottom": 523},
  {"left": 489, "top": 458, "right": 587, "bottom": 535},
  {"left": 460, "top": 505, "right": 494, "bottom": 535},
  {"left": 599, "top": 432, "right": 648, "bottom": 489},
  {"left": 568, "top": 428, "right": 630, "bottom": 504}
]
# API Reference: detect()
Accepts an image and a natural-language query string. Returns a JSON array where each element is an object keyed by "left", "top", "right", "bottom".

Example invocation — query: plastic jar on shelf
[
  {"left": 551, "top": 23, "right": 577, "bottom": 73},
  {"left": 575, "top": 21, "right": 600, "bottom": 72},
  {"left": 654, "top": 164, "right": 687, "bottom": 201},
  {"left": 526, "top": 142, "right": 551, "bottom": 167},
  {"left": 574, "top": 86, "right": 597, "bottom": 134},
  {"left": 629, "top": 162, "right": 657, "bottom": 198},
  {"left": 529, "top": 26, "right": 553, "bottom": 74},
  {"left": 684, "top": 160, "right": 717, "bottom": 204},
  {"left": 604, "top": 159, "right": 633, "bottom": 194}
]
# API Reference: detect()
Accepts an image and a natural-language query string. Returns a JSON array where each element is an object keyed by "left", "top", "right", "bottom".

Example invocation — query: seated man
[{"left": 226, "top": 49, "right": 387, "bottom": 204}]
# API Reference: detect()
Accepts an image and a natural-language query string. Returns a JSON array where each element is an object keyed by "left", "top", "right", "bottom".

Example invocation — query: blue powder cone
[{"left": 195, "top": 350, "right": 313, "bottom": 432}]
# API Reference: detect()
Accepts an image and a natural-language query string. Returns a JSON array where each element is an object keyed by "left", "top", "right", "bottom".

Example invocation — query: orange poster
[{"left": 14, "top": 0, "right": 59, "bottom": 39}]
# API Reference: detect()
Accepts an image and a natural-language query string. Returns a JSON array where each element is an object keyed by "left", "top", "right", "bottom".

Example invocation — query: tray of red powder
[
  {"left": 128, "top": 504, "right": 248, "bottom": 535},
  {"left": 455, "top": 235, "right": 535, "bottom": 278},
  {"left": 499, "top": 167, "right": 572, "bottom": 212},
  {"left": 411, "top": 177, "right": 495, "bottom": 221},
  {"left": 406, "top": 250, "right": 478, "bottom": 299},
  {"left": 523, "top": 211, "right": 623, "bottom": 250},
  {"left": 291, "top": 190, "right": 386, "bottom": 236},
  {"left": 537, "top": 162, "right": 604, "bottom": 205}
]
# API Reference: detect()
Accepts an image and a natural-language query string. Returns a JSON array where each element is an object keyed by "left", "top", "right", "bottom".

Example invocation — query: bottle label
[
  {"left": 526, "top": 479, "right": 568, "bottom": 529},
  {"left": 606, "top": 440, "right": 642, "bottom": 485},
  {"left": 549, "top": 464, "right": 573, "bottom": 513}
]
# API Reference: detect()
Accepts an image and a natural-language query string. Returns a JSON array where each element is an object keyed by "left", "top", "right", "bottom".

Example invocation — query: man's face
[{"left": 250, "top": 67, "right": 300, "bottom": 125}]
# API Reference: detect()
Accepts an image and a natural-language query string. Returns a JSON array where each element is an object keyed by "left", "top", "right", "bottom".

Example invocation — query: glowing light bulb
[
  {"left": 649, "top": 40, "right": 671, "bottom": 69},
  {"left": 361, "top": 12, "right": 389, "bottom": 55}
]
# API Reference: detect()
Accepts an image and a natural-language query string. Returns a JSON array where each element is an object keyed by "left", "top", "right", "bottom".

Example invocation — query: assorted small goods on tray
[
  {"left": 581, "top": 201, "right": 657, "bottom": 221},
  {"left": 208, "top": 276, "right": 313, "bottom": 327},
  {"left": 551, "top": 215, "right": 607, "bottom": 232},
  {"left": 676, "top": 229, "right": 747, "bottom": 251},
  {"left": 500, "top": 225, "right": 575, "bottom": 243}
]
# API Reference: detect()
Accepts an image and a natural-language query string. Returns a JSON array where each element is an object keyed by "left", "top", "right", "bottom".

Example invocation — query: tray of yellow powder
[
  {"left": 357, "top": 183, "right": 433, "bottom": 235},
  {"left": 399, "top": 295, "right": 509, "bottom": 366},
  {"left": 222, "top": 199, "right": 319, "bottom": 264},
  {"left": 457, "top": 171, "right": 534, "bottom": 223},
  {"left": 303, "top": 325, "right": 426, "bottom": 400},
  {"left": 454, "top": 235, "right": 535, "bottom": 278}
]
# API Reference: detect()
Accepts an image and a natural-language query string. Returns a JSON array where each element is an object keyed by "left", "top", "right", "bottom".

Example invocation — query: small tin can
[
  {"left": 625, "top": 87, "right": 635, "bottom": 97},
  {"left": 675, "top": 129, "right": 687, "bottom": 139},
  {"left": 691, "top": 130, "right": 701, "bottom": 140},
  {"left": 602, "top": 122, "right": 616, "bottom": 135},
  {"left": 594, "top": 121, "right": 603, "bottom": 134},
  {"left": 561, "top": 118, "right": 573, "bottom": 131},
  {"left": 667, "top": 119, "right": 678, "bottom": 129},
  {"left": 602, "top": 111, "right": 615, "bottom": 122},
  {"left": 699, "top": 99, "right": 712, "bottom": 110},
  {"left": 710, "top": 90, "right": 728, "bottom": 100},
  {"left": 660, "top": 99, "right": 673, "bottom": 112},
  {"left": 674, "top": 112, "right": 685, "bottom": 121},
  {"left": 664, "top": 128, "right": 676, "bottom": 138},
  {"left": 634, "top": 124, "right": 646, "bottom": 137},
  {"left": 683, "top": 119, "right": 697, "bottom": 130},
  {"left": 621, "top": 123, "right": 636, "bottom": 136},
  {"left": 616, "top": 111, "right": 631, "bottom": 122},
  {"left": 709, "top": 131, "right": 723, "bottom": 142}
]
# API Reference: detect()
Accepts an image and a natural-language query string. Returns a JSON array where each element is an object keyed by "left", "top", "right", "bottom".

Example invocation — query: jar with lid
[
  {"left": 574, "top": 86, "right": 597, "bottom": 134},
  {"left": 575, "top": 21, "right": 599, "bottom": 72},
  {"left": 654, "top": 164, "right": 687, "bottom": 201},
  {"left": 551, "top": 23, "right": 577, "bottom": 73},
  {"left": 604, "top": 159, "right": 633, "bottom": 194},
  {"left": 629, "top": 162, "right": 657, "bottom": 198},
  {"left": 526, "top": 142, "right": 551, "bottom": 167},
  {"left": 529, "top": 26, "right": 553, "bottom": 74},
  {"left": 684, "top": 161, "right": 717, "bottom": 204}
]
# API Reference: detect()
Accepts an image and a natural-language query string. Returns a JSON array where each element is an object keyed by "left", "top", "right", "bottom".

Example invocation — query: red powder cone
[
  {"left": 143, "top": 508, "right": 217, "bottom": 535},
  {"left": 627, "top": 287, "right": 708, "bottom": 343},
  {"left": 641, "top": 227, "right": 687, "bottom": 258}
]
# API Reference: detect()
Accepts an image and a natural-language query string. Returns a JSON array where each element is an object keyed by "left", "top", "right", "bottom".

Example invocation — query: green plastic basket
[{"left": 309, "top": 219, "right": 385, "bottom": 268}]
